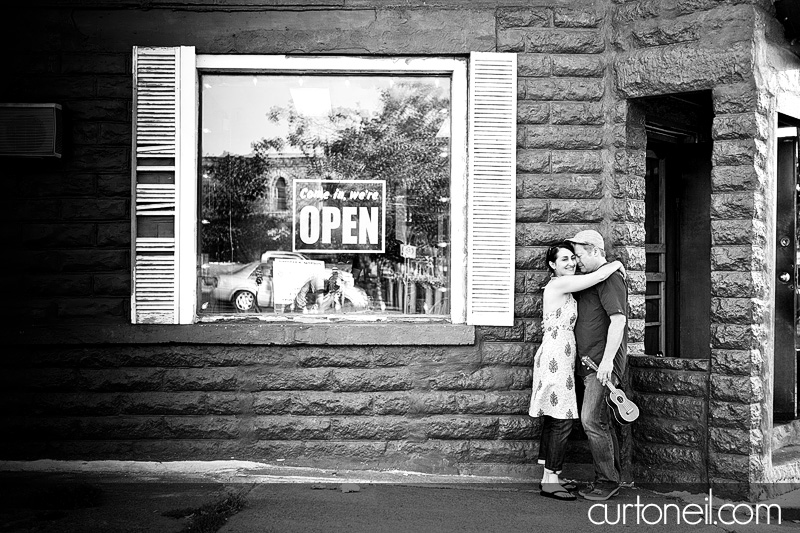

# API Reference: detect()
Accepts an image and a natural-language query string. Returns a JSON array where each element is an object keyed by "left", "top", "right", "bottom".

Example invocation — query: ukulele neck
[{"left": 582, "top": 357, "right": 618, "bottom": 391}]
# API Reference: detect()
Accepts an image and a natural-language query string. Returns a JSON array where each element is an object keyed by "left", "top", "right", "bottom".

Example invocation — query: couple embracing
[{"left": 529, "top": 230, "right": 629, "bottom": 502}]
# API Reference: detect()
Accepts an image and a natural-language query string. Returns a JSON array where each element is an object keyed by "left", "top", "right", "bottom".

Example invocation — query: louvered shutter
[
  {"left": 466, "top": 52, "right": 517, "bottom": 327},
  {"left": 131, "top": 46, "right": 196, "bottom": 324}
]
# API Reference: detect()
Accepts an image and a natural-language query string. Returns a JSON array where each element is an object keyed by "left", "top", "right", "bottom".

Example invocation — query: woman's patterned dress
[{"left": 528, "top": 292, "right": 579, "bottom": 419}]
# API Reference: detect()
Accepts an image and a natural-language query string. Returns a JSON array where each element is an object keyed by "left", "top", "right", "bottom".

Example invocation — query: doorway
[
  {"left": 774, "top": 113, "right": 800, "bottom": 421},
  {"left": 640, "top": 91, "right": 713, "bottom": 359}
]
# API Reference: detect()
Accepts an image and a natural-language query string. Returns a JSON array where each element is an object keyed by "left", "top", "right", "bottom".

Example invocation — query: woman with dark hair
[{"left": 531, "top": 242, "right": 625, "bottom": 501}]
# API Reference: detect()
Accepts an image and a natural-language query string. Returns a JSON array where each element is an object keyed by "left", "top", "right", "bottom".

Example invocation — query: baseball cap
[{"left": 567, "top": 229, "right": 605, "bottom": 250}]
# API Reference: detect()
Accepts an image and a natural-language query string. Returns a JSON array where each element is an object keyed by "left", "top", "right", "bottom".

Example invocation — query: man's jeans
[{"left": 581, "top": 374, "right": 621, "bottom": 484}]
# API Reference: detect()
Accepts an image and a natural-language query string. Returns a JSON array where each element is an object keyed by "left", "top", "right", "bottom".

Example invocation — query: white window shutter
[
  {"left": 466, "top": 52, "right": 517, "bottom": 327},
  {"left": 131, "top": 46, "right": 196, "bottom": 324}
]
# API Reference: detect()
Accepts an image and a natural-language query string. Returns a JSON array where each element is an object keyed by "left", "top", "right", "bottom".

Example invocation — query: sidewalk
[{"left": 0, "top": 461, "right": 798, "bottom": 532}]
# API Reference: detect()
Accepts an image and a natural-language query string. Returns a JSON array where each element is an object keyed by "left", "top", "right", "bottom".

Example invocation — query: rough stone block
[
  {"left": 551, "top": 55, "right": 605, "bottom": 77},
  {"left": 97, "top": 175, "right": 131, "bottom": 196},
  {"left": 550, "top": 103, "right": 604, "bottom": 125},
  {"left": 710, "top": 271, "right": 767, "bottom": 298},
  {"left": 497, "top": 415, "right": 540, "bottom": 439},
  {"left": 626, "top": 272, "right": 646, "bottom": 294},
  {"left": 253, "top": 369, "right": 331, "bottom": 391},
  {"left": 253, "top": 416, "right": 331, "bottom": 440},
  {"left": 633, "top": 442, "right": 704, "bottom": 471},
  {"left": 628, "top": 294, "right": 645, "bottom": 320},
  {"left": 501, "top": 29, "right": 604, "bottom": 54},
  {"left": 27, "top": 274, "right": 93, "bottom": 297},
  {"left": 517, "top": 222, "right": 598, "bottom": 247},
  {"left": 553, "top": 8, "right": 602, "bottom": 28},
  {"left": 519, "top": 125, "right": 603, "bottom": 149},
  {"left": 371, "top": 392, "right": 411, "bottom": 415},
  {"left": 517, "top": 102, "right": 549, "bottom": 124},
  {"left": 383, "top": 440, "right": 470, "bottom": 473},
  {"left": 467, "top": 439, "right": 536, "bottom": 463},
  {"left": 710, "top": 323, "right": 761, "bottom": 350},
  {"left": 161, "top": 368, "right": 241, "bottom": 392},
  {"left": 328, "top": 369, "right": 413, "bottom": 392},
  {"left": 479, "top": 321, "right": 526, "bottom": 342},
  {"left": 97, "top": 223, "right": 130, "bottom": 247},
  {"left": 548, "top": 199, "right": 603, "bottom": 223},
  {"left": 712, "top": 139, "right": 756, "bottom": 167},
  {"left": 615, "top": 42, "right": 750, "bottom": 98},
  {"left": 22, "top": 224, "right": 96, "bottom": 248},
  {"left": 481, "top": 342, "right": 534, "bottom": 366},
  {"left": 630, "top": 17, "right": 701, "bottom": 47},
  {"left": 631, "top": 368, "right": 707, "bottom": 397},
  {"left": 628, "top": 355, "right": 709, "bottom": 371},
  {"left": 516, "top": 199, "right": 548, "bottom": 223},
  {"left": 518, "top": 174, "right": 603, "bottom": 199},
  {"left": 496, "top": 8, "right": 550, "bottom": 29},
  {"left": 711, "top": 349, "right": 756, "bottom": 376},
  {"left": 68, "top": 100, "right": 130, "bottom": 123},
  {"left": 711, "top": 165, "right": 762, "bottom": 192},
  {"left": 633, "top": 416, "right": 704, "bottom": 447},
  {"left": 612, "top": 198, "right": 646, "bottom": 224},
  {"left": 709, "top": 452, "right": 749, "bottom": 481},
  {"left": 62, "top": 53, "right": 127, "bottom": 74},
  {"left": 709, "top": 400, "right": 755, "bottom": 430},
  {"left": 713, "top": 82, "right": 760, "bottom": 114},
  {"left": 454, "top": 391, "right": 529, "bottom": 415},
  {"left": 628, "top": 318, "right": 645, "bottom": 343},
  {"left": 422, "top": 416, "right": 499, "bottom": 439},
  {"left": 298, "top": 349, "right": 373, "bottom": 368},
  {"left": 711, "top": 374, "right": 762, "bottom": 403},
  {"left": 611, "top": 222, "right": 646, "bottom": 246},
  {"left": 710, "top": 192, "right": 759, "bottom": 219},
  {"left": 57, "top": 298, "right": 126, "bottom": 318},
  {"left": 331, "top": 416, "right": 409, "bottom": 440},
  {"left": 710, "top": 246, "right": 765, "bottom": 271},
  {"left": 514, "top": 294, "right": 537, "bottom": 318},
  {"left": 712, "top": 113, "right": 762, "bottom": 141},
  {"left": 429, "top": 367, "right": 530, "bottom": 391},
  {"left": 634, "top": 392, "right": 705, "bottom": 420},
  {"left": 711, "top": 219, "right": 766, "bottom": 246},
  {"left": 710, "top": 297, "right": 766, "bottom": 324},
  {"left": 253, "top": 392, "right": 373, "bottom": 416},
  {"left": 613, "top": 245, "right": 646, "bottom": 270},
  {"left": 517, "top": 54, "right": 551, "bottom": 77},
  {"left": 516, "top": 150, "right": 550, "bottom": 173},
  {"left": 522, "top": 78, "right": 604, "bottom": 101},
  {"left": 550, "top": 150, "right": 603, "bottom": 173},
  {"left": 709, "top": 427, "right": 750, "bottom": 455}
]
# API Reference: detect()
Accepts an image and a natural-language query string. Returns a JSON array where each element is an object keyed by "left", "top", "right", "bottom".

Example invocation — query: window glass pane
[{"left": 198, "top": 74, "right": 452, "bottom": 317}]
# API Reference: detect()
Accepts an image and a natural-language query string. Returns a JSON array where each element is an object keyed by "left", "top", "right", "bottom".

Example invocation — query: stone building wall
[{"left": 2, "top": 0, "right": 799, "bottom": 497}]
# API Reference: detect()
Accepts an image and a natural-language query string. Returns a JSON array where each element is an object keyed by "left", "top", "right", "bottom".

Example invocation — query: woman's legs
[
  {"left": 540, "top": 416, "right": 574, "bottom": 487},
  {"left": 544, "top": 417, "right": 573, "bottom": 475}
]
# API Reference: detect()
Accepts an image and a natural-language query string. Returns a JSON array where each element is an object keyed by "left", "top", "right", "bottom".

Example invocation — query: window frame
[{"left": 185, "top": 55, "right": 469, "bottom": 324}]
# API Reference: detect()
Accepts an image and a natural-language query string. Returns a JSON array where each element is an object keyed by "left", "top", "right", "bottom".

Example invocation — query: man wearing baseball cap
[{"left": 566, "top": 229, "right": 628, "bottom": 501}]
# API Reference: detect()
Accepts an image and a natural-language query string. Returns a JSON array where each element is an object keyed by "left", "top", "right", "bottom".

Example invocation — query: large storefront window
[{"left": 198, "top": 73, "right": 453, "bottom": 317}]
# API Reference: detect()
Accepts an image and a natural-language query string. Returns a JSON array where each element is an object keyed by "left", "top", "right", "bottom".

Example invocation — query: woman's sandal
[
  {"left": 539, "top": 482, "right": 577, "bottom": 492},
  {"left": 539, "top": 486, "right": 577, "bottom": 501}
]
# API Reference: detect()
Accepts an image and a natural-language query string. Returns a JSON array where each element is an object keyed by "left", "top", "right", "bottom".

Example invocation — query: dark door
[{"left": 775, "top": 128, "right": 799, "bottom": 420}]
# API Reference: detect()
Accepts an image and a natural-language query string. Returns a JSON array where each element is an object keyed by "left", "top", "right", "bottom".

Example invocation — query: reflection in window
[
  {"left": 275, "top": 177, "right": 287, "bottom": 211},
  {"left": 198, "top": 74, "right": 452, "bottom": 317}
]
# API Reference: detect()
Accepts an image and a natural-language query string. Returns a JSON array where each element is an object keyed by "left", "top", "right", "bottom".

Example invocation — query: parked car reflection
[{"left": 201, "top": 251, "right": 370, "bottom": 313}]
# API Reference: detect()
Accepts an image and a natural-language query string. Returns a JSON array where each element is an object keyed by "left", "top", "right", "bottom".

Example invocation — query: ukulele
[{"left": 580, "top": 356, "right": 640, "bottom": 424}]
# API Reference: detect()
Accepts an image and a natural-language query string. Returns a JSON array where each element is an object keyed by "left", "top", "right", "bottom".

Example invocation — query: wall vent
[{"left": 0, "top": 103, "right": 63, "bottom": 158}]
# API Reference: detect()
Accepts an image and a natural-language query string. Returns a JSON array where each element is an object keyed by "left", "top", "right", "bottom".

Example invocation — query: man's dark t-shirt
[{"left": 574, "top": 270, "right": 628, "bottom": 380}]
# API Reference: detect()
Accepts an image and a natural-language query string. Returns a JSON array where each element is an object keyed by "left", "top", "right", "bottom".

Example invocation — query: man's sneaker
[{"left": 580, "top": 482, "right": 620, "bottom": 501}]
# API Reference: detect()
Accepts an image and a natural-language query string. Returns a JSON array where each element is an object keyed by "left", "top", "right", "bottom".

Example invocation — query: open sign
[{"left": 293, "top": 179, "right": 386, "bottom": 253}]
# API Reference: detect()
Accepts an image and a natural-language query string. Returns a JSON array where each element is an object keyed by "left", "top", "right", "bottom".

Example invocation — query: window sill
[{"left": 10, "top": 321, "right": 476, "bottom": 346}]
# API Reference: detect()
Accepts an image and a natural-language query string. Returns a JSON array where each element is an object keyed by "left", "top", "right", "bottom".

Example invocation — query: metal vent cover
[{"left": 0, "top": 103, "right": 63, "bottom": 158}]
